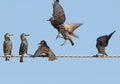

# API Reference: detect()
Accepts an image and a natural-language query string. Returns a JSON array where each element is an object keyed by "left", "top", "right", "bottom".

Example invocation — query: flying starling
[
  {"left": 48, "top": 0, "right": 66, "bottom": 39},
  {"left": 59, "top": 23, "right": 83, "bottom": 46},
  {"left": 48, "top": 0, "right": 83, "bottom": 45},
  {"left": 33, "top": 40, "right": 56, "bottom": 61},
  {"left": 96, "top": 31, "right": 115, "bottom": 56},
  {"left": 19, "top": 33, "right": 29, "bottom": 62},
  {"left": 3, "top": 33, "right": 13, "bottom": 61}
]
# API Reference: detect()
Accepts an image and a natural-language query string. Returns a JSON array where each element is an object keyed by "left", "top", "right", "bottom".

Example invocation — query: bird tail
[
  {"left": 108, "top": 31, "right": 116, "bottom": 40},
  {"left": 49, "top": 54, "right": 57, "bottom": 61},
  {"left": 71, "top": 32, "right": 79, "bottom": 38}
]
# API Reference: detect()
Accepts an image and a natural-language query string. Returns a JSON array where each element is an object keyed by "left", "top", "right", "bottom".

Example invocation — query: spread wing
[
  {"left": 34, "top": 46, "right": 48, "bottom": 56},
  {"left": 53, "top": 1, "right": 66, "bottom": 25},
  {"left": 34, "top": 46, "right": 56, "bottom": 61},
  {"left": 64, "top": 23, "right": 82, "bottom": 32},
  {"left": 63, "top": 23, "right": 82, "bottom": 38}
]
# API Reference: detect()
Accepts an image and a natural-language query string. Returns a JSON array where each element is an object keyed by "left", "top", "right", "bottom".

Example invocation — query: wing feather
[{"left": 53, "top": 1, "right": 66, "bottom": 24}]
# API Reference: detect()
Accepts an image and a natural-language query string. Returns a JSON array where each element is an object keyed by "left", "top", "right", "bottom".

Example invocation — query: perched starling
[
  {"left": 59, "top": 23, "right": 83, "bottom": 46},
  {"left": 19, "top": 33, "right": 29, "bottom": 62},
  {"left": 33, "top": 40, "right": 56, "bottom": 61},
  {"left": 48, "top": 0, "right": 66, "bottom": 39},
  {"left": 3, "top": 33, "right": 13, "bottom": 61},
  {"left": 96, "top": 31, "right": 115, "bottom": 56}
]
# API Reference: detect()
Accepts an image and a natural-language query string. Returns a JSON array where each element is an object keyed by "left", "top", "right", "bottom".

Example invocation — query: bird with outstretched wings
[{"left": 33, "top": 40, "right": 56, "bottom": 61}]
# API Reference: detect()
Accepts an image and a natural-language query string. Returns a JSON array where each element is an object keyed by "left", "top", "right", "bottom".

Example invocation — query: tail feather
[
  {"left": 108, "top": 31, "right": 115, "bottom": 40},
  {"left": 49, "top": 55, "right": 57, "bottom": 61},
  {"left": 71, "top": 32, "right": 79, "bottom": 38}
]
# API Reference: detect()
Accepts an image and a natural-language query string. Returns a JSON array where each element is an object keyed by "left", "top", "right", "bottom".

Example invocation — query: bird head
[
  {"left": 4, "top": 33, "right": 13, "bottom": 39},
  {"left": 20, "top": 33, "right": 29, "bottom": 40},
  {"left": 47, "top": 17, "right": 54, "bottom": 22},
  {"left": 38, "top": 40, "right": 47, "bottom": 46}
]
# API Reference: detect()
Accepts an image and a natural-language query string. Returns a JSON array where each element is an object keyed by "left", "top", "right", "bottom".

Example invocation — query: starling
[
  {"left": 48, "top": 0, "right": 83, "bottom": 45},
  {"left": 48, "top": 0, "right": 66, "bottom": 39},
  {"left": 19, "top": 33, "right": 29, "bottom": 62},
  {"left": 33, "top": 40, "right": 56, "bottom": 61},
  {"left": 59, "top": 23, "right": 83, "bottom": 46},
  {"left": 3, "top": 33, "right": 13, "bottom": 61},
  {"left": 96, "top": 31, "right": 115, "bottom": 56}
]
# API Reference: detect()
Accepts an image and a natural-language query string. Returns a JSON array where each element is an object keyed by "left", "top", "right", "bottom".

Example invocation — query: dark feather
[
  {"left": 96, "top": 31, "right": 115, "bottom": 56},
  {"left": 48, "top": 0, "right": 66, "bottom": 29},
  {"left": 96, "top": 31, "right": 115, "bottom": 47},
  {"left": 53, "top": 1, "right": 66, "bottom": 25},
  {"left": 19, "top": 33, "right": 29, "bottom": 62},
  {"left": 33, "top": 40, "right": 56, "bottom": 61}
]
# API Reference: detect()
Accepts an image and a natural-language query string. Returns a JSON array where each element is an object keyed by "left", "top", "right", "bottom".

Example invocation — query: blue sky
[{"left": 0, "top": 0, "right": 120, "bottom": 84}]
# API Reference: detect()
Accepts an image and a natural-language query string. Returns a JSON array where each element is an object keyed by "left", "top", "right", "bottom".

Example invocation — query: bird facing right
[
  {"left": 96, "top": 31, "right": 115, "bottom": 56},
  {"left": 19, "top": 33, "right": 29, "bottom": 62}
]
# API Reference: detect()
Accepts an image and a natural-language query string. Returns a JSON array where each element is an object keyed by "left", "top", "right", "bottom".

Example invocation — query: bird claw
[
  {"left": 60, "top": 43, "right": 65, "bottom": 46},
  {"left": 56, "top": 35, "right": 59, "bottom": 40},
  {"left": 56, "top": 35, "right": 63, "bottom": 40}
]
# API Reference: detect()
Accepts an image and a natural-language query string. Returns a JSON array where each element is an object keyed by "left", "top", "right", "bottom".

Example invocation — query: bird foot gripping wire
[
  {"left": 93, "top": 54, "right": 108, "bottom": 57},
  {"left": 5, "top": 55, "right": 12, "bottom": 61}
]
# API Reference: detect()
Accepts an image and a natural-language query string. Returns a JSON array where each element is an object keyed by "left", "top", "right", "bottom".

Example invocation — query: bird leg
[
  {"left": 5, "top": 55, "right": 11, "bottom": 61},
  {"left": 56, "top": 32, "right": 64, "bottom": 39},
  {"left": 60, "top": 40, "right": 66, "bottom": 46},
  {"left": 68, "top": 38, "right": 74, "bottom": 46},
  {"left": 20, "top": 55, "right": 23, "bottom": 63},
  {"left": 56, "top": 33, "right": 60, "bottom": 40},
  {"left": 103, "top": 53, "right": 108, "bottom": 57}
]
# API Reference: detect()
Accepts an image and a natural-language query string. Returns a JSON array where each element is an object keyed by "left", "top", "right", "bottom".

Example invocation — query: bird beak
[
  {"left": 47, "top": 19, "right": 50, "bottom": 21},
  {"left": 80, "top": 23, "right": 83, "bottom": 26},
  {"left": 10, "top": 34, "right": 13, "bottom": 36},
  {"left": 38, "top": 43, "right": 41, "bottom": 45},
  {"left": 25, "top": 34, "right": 30, "bottom": 36}
]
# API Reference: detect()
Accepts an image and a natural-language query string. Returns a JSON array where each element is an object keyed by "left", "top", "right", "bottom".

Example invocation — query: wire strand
[{"left": 1, "top": 55, "right": 120, "bottom": 58}]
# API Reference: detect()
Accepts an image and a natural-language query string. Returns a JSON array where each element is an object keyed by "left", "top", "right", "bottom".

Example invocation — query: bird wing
[
  {"left": 19, "top": 41, "right": 28, "bottom": 55},
  {"left": 3, "top": 41, "right": 12, "bottom": 55},
  {"left": 46, "top": 47, "right": 56, "bottom": 61},
  {"left": 34, "top": 46, "right": 49, "bottom": 57},
  {"left": 63, "top": 23, "right": 82, "bottom": 38},
  {"left": 63, "top": 23, "right": 82, "bottom": 32},
  {"left": 97, "top": 35, "right": 108, "bottom": 47},
  {"left": 34, "top": 45, "right": 56, "bottom": 60},
  {"left": 53, "top": 1, "right": 66, "bottom": 24}
]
